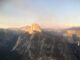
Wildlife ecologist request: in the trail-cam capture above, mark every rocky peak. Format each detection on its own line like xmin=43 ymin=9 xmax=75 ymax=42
xmin=21 ymin=23 xmax=42 ymax=34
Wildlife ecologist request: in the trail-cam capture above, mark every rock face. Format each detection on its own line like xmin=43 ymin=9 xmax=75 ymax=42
xmin=0 ymin=28 xmax=80 ymax=60
xmin=21 ymin=24 xmax=42 ymax=34
xmin=12 ymin=31 xmax=78 ymax=60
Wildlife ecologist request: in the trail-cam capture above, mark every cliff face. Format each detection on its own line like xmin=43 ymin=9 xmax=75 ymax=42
xmin=21 ymin=24 xmax=42 ymax=34
xmin=0 ymin=28 xmax=79 ymax=60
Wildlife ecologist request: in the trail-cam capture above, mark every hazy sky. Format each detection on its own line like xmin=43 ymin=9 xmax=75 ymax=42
xmin=0 ymin=0 xmax=80 ymax=28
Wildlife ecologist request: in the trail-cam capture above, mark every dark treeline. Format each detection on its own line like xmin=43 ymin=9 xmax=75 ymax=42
xmin=0 ymin=29 xmax=80 ymax=60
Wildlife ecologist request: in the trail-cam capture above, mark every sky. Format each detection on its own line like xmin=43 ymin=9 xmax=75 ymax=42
xmin=0 ymin=0 xmax=80 ymax=28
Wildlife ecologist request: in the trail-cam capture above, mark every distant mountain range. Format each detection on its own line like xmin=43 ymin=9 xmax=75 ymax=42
xmin=65 ymin=27 xmax=80 ymax=31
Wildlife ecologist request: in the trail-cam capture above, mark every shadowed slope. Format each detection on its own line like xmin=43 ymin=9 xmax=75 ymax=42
xmin=0 ymin=28 xmax=80 ymax=60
